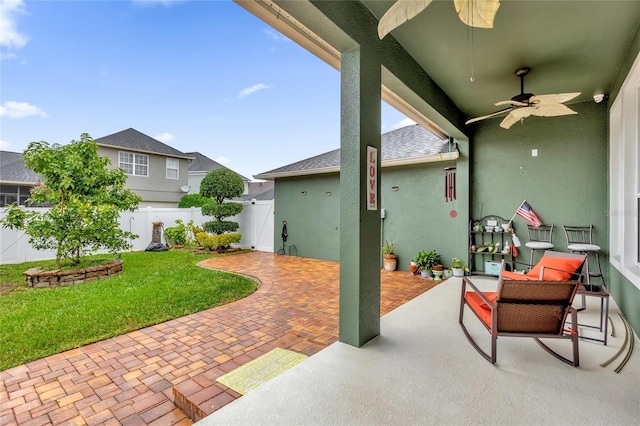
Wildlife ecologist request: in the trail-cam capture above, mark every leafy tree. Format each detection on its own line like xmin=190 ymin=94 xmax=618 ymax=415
xmin=1 ymin=134 xmax=141 ymax=266
xmin=199 ymin=168 xmax=244 ymax=235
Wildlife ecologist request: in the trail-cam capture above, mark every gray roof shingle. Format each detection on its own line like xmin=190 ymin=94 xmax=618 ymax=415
xmin=257 ymin=125 xmax=455 ymax=177
xmin=0 ymin=151 xmax=41 ymax=184
xmin=95 ymin=128 xmax=192 ymax=159
xmin=185 ymin=151 xmax=250 ymax=181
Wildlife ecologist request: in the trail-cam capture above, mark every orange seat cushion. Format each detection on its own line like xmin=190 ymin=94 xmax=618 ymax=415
xmin=501 ymin=270 xmax=533 ymax=281
xmin=527 ymin=257 xmax=584 ymax=281
xmin=465 ymin=291 xmax=497 ymax=327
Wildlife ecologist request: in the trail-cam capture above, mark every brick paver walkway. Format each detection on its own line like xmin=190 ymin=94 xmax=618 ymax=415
xmin=0 ymin=252 xmax=439 ymax=425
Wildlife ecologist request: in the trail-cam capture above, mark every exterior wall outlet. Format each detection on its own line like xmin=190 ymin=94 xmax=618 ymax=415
xmin=532 ymin=149 xmax=538 ymax=157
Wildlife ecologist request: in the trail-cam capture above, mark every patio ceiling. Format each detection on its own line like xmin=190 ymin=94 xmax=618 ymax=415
xmin=238 ymin=0 xmax=640 ymax=135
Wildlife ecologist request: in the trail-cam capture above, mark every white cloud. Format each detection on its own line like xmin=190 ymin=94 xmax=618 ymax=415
xmin=214 ymin=156 xmax=230 ymax=165
xmin=0 ymin=139 xmax=11 ymax=149
xmin=238 ymin=83 xmax=271 ymax=98
xmin=0 ymin=0 xmax=29 ymax=53
xmin=390 ymin=117 xmax=416 ymax=130
xmin=154 ymin=132 xmax=174 ymax=143
xmin=263 ymin=28 xmax=290 ymax=43
xmin=0 ymin=101 xmax=47 ymax=119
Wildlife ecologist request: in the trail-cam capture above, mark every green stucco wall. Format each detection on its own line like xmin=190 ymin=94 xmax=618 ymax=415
xmin=380 ymin=157 xmax=470 ymax=270
xmin=608 ymin=268 xmax=640 ymax=333
xmin=470 ymin=101 xmax=608 ymax=268
xmin=472 ymin=100 xmax=640 ymax=334
xmin=273 ymin=145 xmax=470 ymax=273
xmin=274 ymin=175 xmax=341 ymax=260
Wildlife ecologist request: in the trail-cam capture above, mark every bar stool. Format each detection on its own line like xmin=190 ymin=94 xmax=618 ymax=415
xmin=563 ymin=224 xmax=609 ymax=344
xmin=562 ymin=225 xmax=605 ymax=287
xmin=525 ymin=224 xmax=554 ymax=268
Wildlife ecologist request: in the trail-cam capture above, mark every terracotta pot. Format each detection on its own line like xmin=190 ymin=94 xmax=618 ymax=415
xmin=383 ymin=254 xmax=398 ymax=271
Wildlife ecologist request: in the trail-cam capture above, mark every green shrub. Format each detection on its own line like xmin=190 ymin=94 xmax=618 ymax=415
xmin=165 ymin=220 xmax=205 ymax=246
xmin=164 ymin=223 xmax=187 ymax=246
xmin=178 ymin=193 xmax=210 ymax=208
xmin=203 ymin=220 xmax=239 ymax=234
xmin=201 ymin=202 xmax=243 ymax=220
xmin=195 ymin=232 xmax=242 ymax=250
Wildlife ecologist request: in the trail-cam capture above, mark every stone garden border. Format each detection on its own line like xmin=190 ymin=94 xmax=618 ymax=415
xmin=24 ymin=259 xmax=123 ymax=288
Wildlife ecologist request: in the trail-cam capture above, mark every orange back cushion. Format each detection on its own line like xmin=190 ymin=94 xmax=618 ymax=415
xmin=527 ymin=257 xmax=584 ymax=281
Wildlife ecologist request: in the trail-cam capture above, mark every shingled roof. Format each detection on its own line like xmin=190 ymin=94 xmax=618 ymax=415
xmin=94 ymin=128 xmax=192 ymax=159
xmin=185 ymin=151 xmax=250 ymax=181
xmin=0 ymin=151 xmax=41 ymax=184
xmin=255 ymin=125 xmax=457 ymax=179
xmin=186 ymin=151 xmax=251 ymax=181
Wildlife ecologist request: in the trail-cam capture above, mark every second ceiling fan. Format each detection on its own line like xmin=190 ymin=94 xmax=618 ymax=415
xmin=466 ymin=67 xmax=581 ymax=129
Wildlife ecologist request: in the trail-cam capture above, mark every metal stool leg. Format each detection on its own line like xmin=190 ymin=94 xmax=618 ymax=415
xmin=591 ymin=251 xmax=606 ymax=287
xmin=529 ymin=249 xmax=535 ymax=269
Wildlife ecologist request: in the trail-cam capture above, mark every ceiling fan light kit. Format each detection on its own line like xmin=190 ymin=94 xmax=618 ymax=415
xmin=465 ymin=67 xmax=581 ymax=129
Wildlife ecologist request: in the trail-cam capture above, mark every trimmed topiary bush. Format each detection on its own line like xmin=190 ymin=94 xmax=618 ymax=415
xmin=203 ymin=221 xmax=239 ymax=235
xmin=199 ymin=168 xmax=244 ymax=235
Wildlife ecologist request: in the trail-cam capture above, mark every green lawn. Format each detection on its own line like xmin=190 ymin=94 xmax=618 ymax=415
xmin=0 ymin=250 xmax=257 ymax=371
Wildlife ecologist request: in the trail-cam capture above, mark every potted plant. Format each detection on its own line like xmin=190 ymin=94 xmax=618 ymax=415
xmin=415 ymin=250 xmax=441 ymax=278
xmin=452 ymin=258 xmax=469 ymax=277
xmin=431 ymin=263 xmax=444 ymax=281
xmin=409 ymin=259 xmax=418 ymax=274
xmin=382 ymin=240 xmax=398 ymax=271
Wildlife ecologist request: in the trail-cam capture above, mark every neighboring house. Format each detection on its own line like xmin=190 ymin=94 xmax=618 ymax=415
xmin=255 ymin=124 xmax=457 ymax=261
xmin=185 ymin=151 xmax=250 ymax=196
xmin=95 ymin=128 xmax=193 ymax=208
xmin=0 ymin=151 xmax=41 ymax=207
xmin=242 ymin=181 xmax=274 ymax=201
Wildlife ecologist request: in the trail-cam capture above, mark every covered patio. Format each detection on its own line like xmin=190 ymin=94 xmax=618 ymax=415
xmin=233 ymin=0 xmax=640 ymax=349
xmin=200 ymin=272 xmax=638 ymax=425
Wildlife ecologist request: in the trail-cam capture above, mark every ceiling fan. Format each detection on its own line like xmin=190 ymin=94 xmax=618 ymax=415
xmin=465 ymin=67 xmax=581 ymax=129
xmin=378 ymin=0 xmax=501 ymax=39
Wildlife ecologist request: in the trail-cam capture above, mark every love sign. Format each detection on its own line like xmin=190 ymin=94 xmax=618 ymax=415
xmin=367 ymin=146 xmax=377 ymax=211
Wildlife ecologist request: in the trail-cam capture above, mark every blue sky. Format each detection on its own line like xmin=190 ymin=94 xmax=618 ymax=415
xmin=1 ymin=0 xmax=413 ymax=179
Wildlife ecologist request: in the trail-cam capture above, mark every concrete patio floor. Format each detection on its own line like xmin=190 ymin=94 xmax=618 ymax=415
xmin=199 ymin=275 xmax=640 ymax=426
xmin=0 ymin=251 xmax=437 ymax=425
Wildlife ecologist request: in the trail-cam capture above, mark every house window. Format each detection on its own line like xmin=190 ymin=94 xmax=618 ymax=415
xmin=119 ymin=152 xmax=148 ymax=177
xmin=166 ymin=158 xmax=179 ymax=180
xmin=609 ymin=51 xmax=640 ymax=288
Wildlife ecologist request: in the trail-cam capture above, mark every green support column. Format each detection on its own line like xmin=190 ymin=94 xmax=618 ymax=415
xmin=339 ymin=45 xmax=382 ymax=347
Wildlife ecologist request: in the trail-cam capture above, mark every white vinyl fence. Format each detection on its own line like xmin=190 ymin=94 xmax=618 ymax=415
xmin=0 ymin=200 xmax=274 ymax=264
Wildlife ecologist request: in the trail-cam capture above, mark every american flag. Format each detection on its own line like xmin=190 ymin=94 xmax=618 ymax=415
xmin=516 ymin=200 xmax=542 ymax=227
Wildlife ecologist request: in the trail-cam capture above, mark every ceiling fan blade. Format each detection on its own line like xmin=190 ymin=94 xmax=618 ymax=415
xmin=500 ymin=107 xmax=535 ymax=129
xmin=378 ymin=0 xmax=433 ymax=39
xmin=499 ymin=113 xmax=520 ymax=129
xmin=530 ymin=92 xmax=581 ymax=104
xmin=465 ymin=107 xmax=513 ymax=125
xmin=495 ymin=99 xmax=529 ymax=107
xmin=532 ymin=103 xmax=578 ymax=117
xmin=454 ymin=0 xmax=501 ymax=29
